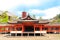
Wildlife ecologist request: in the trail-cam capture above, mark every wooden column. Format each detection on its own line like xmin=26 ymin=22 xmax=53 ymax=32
xmin=9 ymin=26 xmax=12 ymax=36
xmin=0 ymin=27 xmax=1 ymax=32
xmin=9 ymin=26 xmax=11 ymax=32
xmin=22 ymin=25 xmax=24 ymax=32
xmin=22 ymin=25 xmax=24 ymax=36
xmin=15 ymin=26 xmax=16 ymax=31
xmin=34 ymin=25 xmax=35 ymax=36
xmin=59 ymin=26 xmax=60 ymax=32
xmin=9 ymin=26 xmax=10 ymax=32
xmin=15 ymin=26 xmax=17 ymax=36
xmin=48 ymin=26 xmax=50 ymax=32
xmin=40 ymin=25 xmax=42 ymax=31
xmin=3 ymin=26 xmax=5 ymax=33
xmin=34 ymin=25 xmax=35 ymax=33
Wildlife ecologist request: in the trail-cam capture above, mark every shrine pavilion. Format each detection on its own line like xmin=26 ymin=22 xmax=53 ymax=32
xmin=0 ymin=11 xmax=60 ymax=36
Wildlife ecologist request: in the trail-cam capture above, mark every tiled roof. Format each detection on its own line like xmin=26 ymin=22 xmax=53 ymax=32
xmin=39 ymin=19 xmax=50 ymax=23
xmin=0 ymin=24 xmax=14 ymax=26
xmin=45 ymin=23 xmax=60 ymax=26
xmin=8 ymin=21 xmax=17 ymax=23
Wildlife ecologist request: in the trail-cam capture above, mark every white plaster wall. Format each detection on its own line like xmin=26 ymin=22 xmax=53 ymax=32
xmin=35 ymin=31 xmax=46 ymax=33
xmin=10 ymin=31 xmax=22 ymax=33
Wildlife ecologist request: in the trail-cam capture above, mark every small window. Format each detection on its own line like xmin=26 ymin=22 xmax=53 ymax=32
xmin=16 ymin=27 xmax=22 ymax=31
xmin=1 ymin=28 xmax=5 ymax=31
xmin=42 ymin=28 xmax=48 ymax=30
xmin=51 ymin=27 xmax=59 ymax=30
xmin=55 ymin=27 xmax=59 ymax=30
xmin=51 ymin=27 xmax=54 ymax=30
xmin=35 ymin=27 xmax=40 ymax=31
xmin=11 ymin=27 xmax=15 ymax=31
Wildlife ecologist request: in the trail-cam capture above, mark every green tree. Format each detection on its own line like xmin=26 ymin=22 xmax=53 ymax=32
xmin=0 ymin=11 xmax=8 ymax=23
xmin=51 ymin=14 xmax=60 ymax=23
xmin=33 ymin=15 xmax=36 ymax=19
xmin=39 ymin=17 xmax=42 ymax=20
xmin=54 ymin=14 xmax=60 ymax=19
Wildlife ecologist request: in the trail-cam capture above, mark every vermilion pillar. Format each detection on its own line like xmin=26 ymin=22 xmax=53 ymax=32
xmin=22 ymin=25 xmax=24 ymax=32
xmin=59 ymin=26 xmax=60 ymax=32
xmin=40 ymin=25 xmax=42 ymax=31
xmin=34 ymin=25 xmax=35 ymax=32
xmin=15 ymin=27 xmax=16 ymax=31
xmin=48 ymin=26 xmax=51 ymax=32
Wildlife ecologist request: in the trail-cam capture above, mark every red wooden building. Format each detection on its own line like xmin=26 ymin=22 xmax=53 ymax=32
xmin=0 ymin=11 xmax=60 ymax=36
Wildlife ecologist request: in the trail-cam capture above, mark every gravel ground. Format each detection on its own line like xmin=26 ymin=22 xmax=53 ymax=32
xmin=0 ymin=34 xmax=60 ymax=40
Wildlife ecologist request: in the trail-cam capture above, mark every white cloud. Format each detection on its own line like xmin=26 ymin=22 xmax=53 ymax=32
xmin=28 ymin=9 xmax=43 ymax=14
xmin=1 ymin=0 xmax=58 ymax=19
xmin=43 ymin=6 xmax=60 ymax=19
xmin=0 ymin=0 xmax=54 ymax=11
xmin=0 ymin=0 xmax=40 ymax=11
xmin=27 ymin=6 xmax=60 ymax=19
xmin=17 ymin=11 xmax=22 ymax=17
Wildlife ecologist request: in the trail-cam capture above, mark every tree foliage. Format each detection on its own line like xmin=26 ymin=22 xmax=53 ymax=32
xmin=0 ymin=11 xmax=8 ymax=23
xmin=51 ymin=14 xmax=60 ymax=23
xmin=33 ymin=15 xmax=36 ymax=19
xmin=54 ymin=14 xmax=60 ymax=19
xmin=39 ymin=17 xmax=42 ymax=20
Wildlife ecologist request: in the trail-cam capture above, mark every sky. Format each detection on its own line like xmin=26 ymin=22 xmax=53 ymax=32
xmin=0 ymin=0 xmax=60 ymax=19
